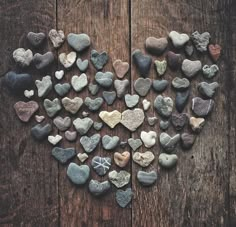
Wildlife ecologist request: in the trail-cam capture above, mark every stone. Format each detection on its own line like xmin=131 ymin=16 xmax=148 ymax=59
xmin=33 ymin=52 xmax=54 ymax=70
xmin=125 ymin=94 xmax=139 ymax=108
xmin=145 ymin=37 xmax=168 ymax=55
xmin=62 ymin=97 xmax=83 ymax=114
xmin=59 ymin=51 xmax=76 ymax=68
xmin=27 ymin=32 xmax=46 ymax=47
xmin=35 ymin=115 xmax=45 ymax=123
xmin=55 ymin=70 xmax=64 ymax=80
xmin=88 ymin=83 xmax=99 ymax=96
xmin=159 ymin=153 xmax=178 ymax=169
xmin=82 ymin=111 xmax=89 ymax=117
xmin=102 ymin=91 xmax=116 ymax=105
xmin=169 ymin=31 xmax=189 ymax=48
xmin=93 ymin=122 xmax=103 ymax=131
xmin=154 ymin=95 xmax=173 ymax=118
xmin=52 ymin=147 xmax=76 ymax=164
xmin=91 ymin=156 xmax=111 ymax=176
xmin=171 ymin=113 xmax=189 ymax=131
xmin=91 ymin=49 xmax=109 ymax=70
xmin=24 ymin=90 xmax=34 ymax=99
xmin=116 ymin=188 xmax=132 ymax=208
xmin=76 ymin=58 xmax=89 ymax=72
xmin=172 ymin=77 xmax=190 ymax=90
xmin=202 ymin=64 xmax=219 ymax=79
xmin=48 ymin=135 xmax=62 ymax=146
xmin=80 ymin=134 xmax=101 ymax=153
xmin=54 ymin=83 xmax=70 ymax=97
xmin=95 ymin=71 xmax=113 ymax=88
xmin=120 ymin=141 xmax=128 ymax=148
xmin=4 ymin=71 xmax=33 ymax=94
xmin=77 ymin=153 xmax=88 ymax=163
xmin=189 ymin=117 xmax=205 ymax=132
xmin=113 ymin=59 xmax=129 ymax=79
xmin=31 ymin=123 xmax=52 ymax=141
xmin=182 ymin=59 xmax=202 ymax=78
xmin=35 ymin=76 xmax=52 ymax=98
xmin=67 ymin=33 xmax=91 ymax=52
xmin=166 ymin=51 xmax=183 ymax=70
xmin=14 ymin=101 xmax=39 ymax=122
xmin=49 ymin=29 xmax=65 ymax=48
xmin=132 ymin=49 xmax=152 ymax=77
xmin=102 ymin=135 xmax=120 ymax=150
xmin=99 ymin=110 xmax=121 ymax=128
xmin=133 ymin=151 xmax=155 ymax=167
xmin=185 ymin=43 xmax=194 ymax=56
xmin=89 ymin=180 xmax=111 ymax=196
xmin=208 ymin=44 xmax=221 ymax=62
xmin=175 ymin=90 xmax=190 ymax=113
xmin=43 ymin=98 xmax=61 ymax=118
xmin=137 ymin=170 xmax=157 ymax=186
xmin=120 ymin=108 xmax=145 ymax=131
xmin=65 ymin=130 xmax=77 ymax=142
xmin=134 ymin=78 xmax=152 ymax=96
xmin=13 ymin=48 xmax=33 ymax=67
xmin=71 ymin=73 xmax=88 ymax=92
xmin=160 ymin=120 xmax=169 ymax=130
xmin=159 ymin=132 xmax=180 ymax=152
xmin=152 ymin=80 xmax=168 ymax=93
xmin=53 ymin=116 xmax=71 ymax=131
xmin=180 ymin=133 xmax=196 ymax=149
xmin=191 ymin=31 xmax=211 ymax=52
xmin=67 ymin=163 xmax=90 ymax=185
xmin=128 ymin=138 xmax=142 ymax=151
xmin=142 ymin=99 xmax=150 ymax=111
xmin=114 ymin=151 xmax=130 ymax=168
xmin=154 ymin=60 xmax=167 ymax=76
xmin=147 ymin=116 xmax=158 ymax=126
xmin=198 ymin=82 xmax=219 ymax=98
xmin=84 ymin=97 xmax=103 ymax=111
xmin=73 ymin=117 xmax=93 ymax=135
xmin=192 ymin=97 xmax=214 ymax=117
xmin=114 ymin=79 xmax=129 ymax=98
xmin=140 ymin=131 xmax=157 ymax=148
xmin=108 ymin=170 xmax=131 ymax=188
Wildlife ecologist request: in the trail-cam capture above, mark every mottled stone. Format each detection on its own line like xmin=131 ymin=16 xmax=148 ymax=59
xmin=35 ymin=76 xmax=52 ymax=98
xmin=48 ymin=135 xmax=62 ymax=146
xmin=80 ymin=134 xmax=101 ymax=153
xmin=55 ymin=70 xmax=64 ymax=80
xmin=145 ymin=37 xmax=168 ymax=55
xmin=128 ymin=138 xmax=142 ymax=151
xmin=159 ymin=133 xmax=180 ymax=152
xmin=31 ymin=123 xmax=52 ymax=141
xmin=140 ymin=131 xmax=157 ymax=148
xmin=159 ymin=153 xmax=178 ymax=169
xmin=65 ymin=130 xmax=77 ymax=142
xmin=13 ymin=48 xmax=33 ymax=67
xmin=77 ymin=153 xmax=88 ymax=163
xmin=208 ymin=44 xmax=222 ymax=62
xmin=125 ymin=94 xmax=139 ymax=108
xmin=147 ymin=116 xmax=158 ymax=126
xmin=99 ymin=110 xmax=121 ymax=128
xmin=27 ymin=32 xmax=46 ymax=47
xmin=43 ymin=98 xmax=61 ymax=118
xmin=172 ymin=77 xmax=190 ymax=90
xmin=114 ymin=79 xmax=129 ymax=98
xmin=52 ymin=147 xmax=76 ymax=164
xmin=54 ymin=83 xmax=70 ymax=97
xmin=67 ymin=163 xmax=90 ymax=185
xmin=91 ymin=156 xmax=111 ymax=176
xmin=93 ymin=122 xmax=103 ymax=131
xmin=152 ymin=80 xmax=168 ymax=93
xmin=89 ymin=180 xmax=111 ymax=196
xmin=102 ymin=91 xmax=116 ymax=105
xmin=48 ymin=29 xmax=65 ymax=48
xmin=192 ymin=97 xmax=214 ymax=117
xmin=142 ymin=99 xmax=151 ymax=111
xmin=24 ymin=89 xmax=34 ymax=99
xmin=95 ymin=71 xmax=113 ymax=88
xmin=59 ymin=51 xmax=76 ymax=68
xmin=88 ymin=83 xmax=99 ymax=95
xmin=67 ymin=33 xmax=91 ymax=52
xmin=84 ymin=97 xmax=103 ymax=111
xmin=137 ymin=170 xmax=157 ymax=186
xmin=166 ymin=51 xmax=183 ymax=70
xmin=180 ymin=133 xmax=196 ymax=149
xmin=113 ymin=59 xmax=129 ymax=79
xmin=53 ymin=116 xmax=71 ymax=131
xmin=175 ymin=90 xmax=190 ymax=113
xmin=76 ymin=58 xmax=89 ymax=72
xmin=33 ymin=52 xmax=54 ymax=70
xmin=134 ymin=78 xmax=152 ymax=96
xmin=62 ymin=97 xmax=83 ymax=114
xmin=198 ymin=82 xmax=219 ymax=98
xmin=91 ymin=49 xmax=109 ymax=70
xmin=154 ymin=60 xmax=167 ymax=76
xmin=159 ymin=120 xmax=169 ymax=130
xmin=169 ymin=31 xmax=189 ymax=48
xmin=102 ymin=135 xmax=120 ymax=150
xmin=202 ymin=64 xmax=219 ymax=79
xmin=182 ymin=59 xmax=202 ymax=78
xmin=114 ymin=151 xmax=130 ymax=168
xmin=73 ymin=117 xmax=93 ymax=135
xmin=191 ymin=31 xmax=211 ymax=52
xmin=154 ymin=95 xmax=173 ymax=118
xmin=71 ymin=73 xmax=88 ymax=92
xmin=189 ymin=117 xmax=205 ymax=132
xmin=108 ymin=170 xmax=130 ymax=188
xmin=133 ymin=151 xmax=155 ymax=167
xmin=171 ymin=113 xmax=189 ymax=131
xmin=116 ymin=188 xmax=132 ymax=208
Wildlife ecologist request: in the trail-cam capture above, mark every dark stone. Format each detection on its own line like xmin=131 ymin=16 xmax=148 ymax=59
xmin=171 ymin=113 xmax=189 ymax=131
xmin=166 ymin=51 xmax=183 ymax=70
xmin=33 ymin=52 xmax=54 ymax=70
xmin=84 ymin=97 xmax=103 ymax=111
xmin=91 ymin=49 xmax=109 ymax=70
xmin=176 ymin=90 xmax=190 ymax=113
xmin=88 ymin=179 xmax=111 ymax=196
xmin=181 ymin=133 xmax=196 ymax=149
xmin=152 ymin=80 xmax=168 ymax=92
xmin=116 ymin=188 xmax=133 ymax=208
xmin=137 ymin=170 xmax=157 ymax=186
xmin=52 ymin=147 xmax=76 ymax=164
xmin=31 ymin=123 xmax=52 ymax=141
xmin=192 ymin=97 xmax=214 ymax=117
xmin=91 ymin=156 xmax=111 ymax=176
xmin=27 ymin=32 xmax=46 ymax=47
xmin=102 ymin=91 xmax=116 ymax=105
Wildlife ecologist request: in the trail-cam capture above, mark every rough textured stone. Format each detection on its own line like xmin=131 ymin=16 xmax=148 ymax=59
xmin=80 ymin=134 xmax=101 ymax=153
xmin=91 ymin=156 xmax=111 ymax=176
xmin=191 ymin=31 xmax=211 ymax=52
xmin=13 ymin=48 xmax=33 ymax=67
xmin=53 ymin=116 xmax=71 ymax=131
xmin=180 ymin=133 xmax=196 ymax=149
xmin=91 ymin=49 xmax=109 ymax=70
xmin=142 ymin=99 xmax=151 ymax=111
xmin=89 ymin=180 xmax=111 ymax=196
xmin=102 ymin=135 xmax=120 ymax=150
xmin=84 ymin=97 xmax=103 ymax=111
xmin=159 ymin=120 xmax=169 ymax=130
xmin=99 ymin=110 xmax=121 ymax=128
xmin=159 ymin=133 xmax=180 ymax=152
xmin=137 ymin=170 xmax=157 ymax=186
xmin=114 ymin=151 xmax=130 ymax=168
xmin=76 ymin=58 xmax=89 ymax=72
xmin=54 ymin=83 xmax=70 ymax=97
xmin=65 ymin=130 xmax=77 ymax=142
xmin=152 ymin=80 xmax=168 ymax=93
xmin=27 ymin=32 xmax=46 ymax=47
xmin=159 ymin=153 xmax=178 ymax=169
xmin=198 ymin=82 xmax=219 ymax=98
xmin=59 ymin=51 xmax=76 ymax=68
xmin=67 ymin=33 xmax=91 ymax=52
xmin=48 ymin=29 xmax=65 ymax=48
xmin=128 ymin=138 xmax=142 ymax=151
xmin=182 ymin=59 xmax=202 ymax=78
xmin=71 ymin=73 xmax=88 ymax=92
xmin=133 ymin=151 xmax=155 ymax=167
xmin=35 ymin=76 xmax=52 ymax=98
xmin=125 ymin=94 xmax=139 ymax=108
xmin=202 ymin=64 xmax=219 ymax=79
xmin=113 ymin=59 xmax=129 ymax=79
xmin=31 ymin=123 xmax=52 ymax=141
xmin=134 ymin=78 xmax=152 ymax=96
xmin=166 ymin=51 xmax=183 ymax=70
xmin=176 ymin=90 xmax=190 ymax=113
xmin=88 ymin=83 xmax=99 ymax=96
xmin=116 ymin=188 xmax=132 ymax=208
xmin=154 ymin=60 xmax=167 ymax=76
xmin=140 ymin=131 xmax=157 ymax=148
xmin=192 ymin=97 xmax=214 ymax=117
xmin=208 ymin=44 xmax=221 ymax=62
xmin=154 ymin=95 xmax=173 ymax=118
xmin=108 ymin=170 xmax=131 ymax=188
xmin=171 ymin=113 xmax=189 ymax=131
xmin=95 ymin=71 xmax=113 ymax=88
xmin=77 ymin=153 xmax=88 ymax=163
xmin=145 ymin=37 xmax=168 ymax=55
xmin=102 ymin=91 xmax=116 ymax=105
xmin=43 ymin=98 xmax=61 ymax=118
xmin=55 ymin=70 xmax=64 ymax=80
xmin=67 ymin=163 xmax=90 ymax=185
xmin=114 ymin=79 xmax=129 ymax=98
xmin=169 ymin=31 xmax=189 ymax=48
xmin=73 ymin=117 xmax=93 ymax=135
xmin=52 ymin=147 xmax=76 ymax=164
xmin=189 ymin=117 xmax=205 ymax=132
xmin=33 ymin=52 xmax=54 ymax=70
xmin=172 ymin=77 xmax=190 ymax=90
xmin=62 ymin=97 xmax=83 ymax=114
xmin=48 ymin=135 xmax=62 ymax=146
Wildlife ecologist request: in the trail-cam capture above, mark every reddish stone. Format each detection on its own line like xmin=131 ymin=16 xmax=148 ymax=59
xmin=208 ymin=44 xmax=222 ymax=62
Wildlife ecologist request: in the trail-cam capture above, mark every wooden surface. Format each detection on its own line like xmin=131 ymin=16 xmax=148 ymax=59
xmin=0 ymin=0 xmax=236 ymax=227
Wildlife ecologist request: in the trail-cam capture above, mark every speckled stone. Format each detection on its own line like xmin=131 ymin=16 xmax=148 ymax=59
xmin=133 ymin=151 xmax=155 ymax=167
xmin=189 ymin=117 xmax=205 ymax=132
xmin=191 ymin=31 xmax=211 ymax=52
xmin=43 ymin=98 xmax=61 ymax=118
xmin=62 ymin=97 xmax=83 ymax=114
xmin=88 ymin=83 xmax=99 ymax=96
xmin=169 ymin=31 xmax=189 ymax=48
xmin=33 ymin=52 xmax=54 ymax=70
xmin=71 ymin=73 xmax=88 ymax=92
xmin=59 ymin=51 xmax=76 ymax=68
xmin=114 ymin=151 xmax=130 ymax=168
xmin=27 ymin=32 xmax=46 ymax=47
xmin=76 ymin=58 xmax=89 ymax=72
xmin=31 ymin=123 xmax=52 ymax=141
xmin=102 ymin=91 xmax=116 ymax=105
xmin=91 ymin=156 xmax=111 ymax=176
xmin=159 ymin=120 xmax=169 ymax=130
xmin=182 ymin=59 xmax=202 ymax=78
xmin=159 ymin=133 xmax=180 ymax=152
xmin=108 ymin=170 xmax=131 ymax=188
xmin=208 ymin=44 xmax=222 ymax=62
xmin=48 ymin=29 xmax=65 ymax=48
xmin=80 ymin=134 xmax=101 ymax=153
xmin=137 ymin=170 xmax=157 ymax=186
xmin=180 ymin=133 xmax=196 ymax=149
xmin=114 ymin=79 xmax=129 ymax=98
xmin=52 ymin=147 xmax=76 ymax=164
xmin=35 ymin=76 xmax=52 ymax=98
xmin=145 ymin=37 xmax=168 ymax=55
xmin=77 ymin=153 xmax=88 ymax=163
xmin=99 ymin=110 xmax=121 ymax=128
xmin=202 ymin=64 xmax=219 ymax=79
xmin=73 ymin=117 xmax=93 ymax=135
xmin=91 ymin=49 xmax=109 ymax=70
xmin=84 ymin=97 xmax=103 ymax=111
xmin=67 ymin=33 xmax=91 ymax=52
xmin=48 ymin=135 xmax=62 ymax=146
xmin=159 ymin=153 xmax=178 ymax=169
xmin=95 ymin=71 xmax=113 ymax=88
xmin=13 ymin=48 xmax=33 ymax=67
xmin=171 ymin=113 xmax=189 ymax=131
xmin=198 ymin=82 xmax=219 ymax=98
xmin=152 ymin=80 xmax=168 ymax=93
xmin=154 ymin=60 xmax=167 ymax=76
xmin=113 ymin=59 xmax=129 ymax=79
xmin=175 ymin=90 xmax=190 ymax=113
xmin=54 ymin=83 xmax=70 ymax=97
xmin=89 ymin=180 xmax=111 ymax=196
xmin=154 ymin=95 xmax=173 ymax=118
xmin=172 ymin=77 xmax=190 ymax=90
xmin=93 ymin=122 xmax=103 ymax=131
xmin=191 ymin=97 xmax=214 ymax=117
xmin=140 ymin=131 xmax=157 ymax=148
xmin=128 ymin=138 xmax=142 ymax=151
xmin=102 ymin=135 xmax=120 ymax=150
xmin=65 ymin=130 xmax=77 ymax=142
xmin=166 ymin=51 xmax=183 ymax=70
xmin=125 ymin=94 xmax=139 ymax=108
xmin=116 ymin=188 xmax=132 ymax=208
xmin=134 ymin=78 xmax=152 ymax=96
xmin=147 ymin=116 xmax=158 ymax=126
xmin=53 ymin=116 xmax=71 ymax=131
xmin=67 ymin=163 xmax=90 ymax=185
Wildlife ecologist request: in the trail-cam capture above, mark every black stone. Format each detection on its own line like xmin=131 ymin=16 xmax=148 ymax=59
xmin=175 ymin=89 xmax=190 ymax=113
xmin=171 ymin=113 xmax=189 ymax=131
xmin=31 ymin=123 xmax=52 ymax=141
xmin=51 ymin=147 xmax=76 ymax=164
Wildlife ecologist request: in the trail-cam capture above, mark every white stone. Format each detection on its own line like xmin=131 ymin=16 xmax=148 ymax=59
xmin=140 ymin=131 xmax=157 ymax=148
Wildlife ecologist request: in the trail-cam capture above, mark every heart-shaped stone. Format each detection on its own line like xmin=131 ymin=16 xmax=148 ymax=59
xmin=91 ymin=49 xmax=109 ymax=70
xmin=55 ymin=70 xmax=64 ymax=80
xmin=27 ymin=32 xmax=46 ymax=47
xmin=113 ymin=59 xmax=129 ymax=79
xmin=171 ymin=113 xmax=189 ymax=131
xmin=182 ymin=59 xmax=202 ymax=78
xmin=114 ymin=79 xmax=129 ymax=98
xmin=147 ymin=116 xmax=158 ymax=126
xmin=192 ymin=97 xmax=214 ymax=117
xmin=73 ymin=117 xmax=93 ymax=135
xmin=91 ymin=156 xmax=111 ymax=176
xmin=125 ymin=94 xmax=139 ymax=108
xmin=132 ymin=49 xmax=152 ymax=77
xmin=134 ymin=78 xmax=152 ymax=96
xmin=116 ymin=188 xmax=132 ymax=208
xmin=102 ymin=91 xmax=116 ymax=105
xmin=35 ymin=115 xmax=45 ymax=123
xmin=84 ymin=97 xmax=103 ymax=111
xmin=80 ymin=134 xmax=101 ymax=153
xmin=154 ymin=95 xmax=173 ymax=118
xmin=67 ymin=33 xmax=91 ymax=52
xmin=154 ymin=60 xmax=167 ymax=76
xmin=49 ymin=29 xmax=65 ymax=48
xmin=76 ymin=58 xmax=89 ymax=72
xmin=53 ymin=116 xmax=71 ymax=131
xmin=128 ymin=138 xmax=142 ymax=151
xmin=180 ymin=133 xmax=195 ymax=150
xmin=95 ymin=71 xmax=113 ymax=88
xmin=152 ymin=80 xmax=168 ymax=93
xmin=59 ymin=51 xmax=76 ymax=68
xmin=169 ymin=31 xmax=189 ymax=48
xmin=120 ymin=108 xmax=144 ymax=131
xmin=189 ymin=117 xmax=205 ymax=132
xmin=24 ymin=90 xmax=34 ymax=99
xmin=35 ymin=76 xmax=52 ymax=98
xmin=99 ymin=110 xmax=121 ymax=128
xmin=133 ymin=151 xmax=155 ymax=167
xmin=62 ymin=97 xmax=83 ymax=114
xmin=71 ymin=73 xmax=88 ymax=92
xmin=202 ymin=64 xmax=219 ymax=79
xmin=102 ymin=135 xmax=120 ymax=150
xmin=93 ymin=122 xmax=103 ymax=131
xmin=114 ymin=151 xmax=130 ymax=168
xmin=109 ymin=170 xmax=130 ymax=188
xmin=140 ymin=131 xmax=157 ymax=148
xmin=52 ymin=147 xmax=76 ymax=164
xmin=14 ymin=101 xmax=39 ymax=122
xmin=77 ymin=153 xmax=88 ymax=163
xmin=198 ymin=82 xmax=219 ymax=98
xmin=43 ymin=98 xmax=61 ymax=118
xmin=172 ymin=77 xmax=190 ymax=90
xmin=89 ymin=180 xmax=111 ymax=196
xmin=208 ymin=44 xmax=221 ymax=62
xmin=175 ymin=90 xmax=190 ymax=113
xmin=158 ymin=153 xmax=178 ymax=169
xmin=142 ymin=99 xmax=151 ymax=111
xmin=33 ymin=52 xmax=54 ymax=70
xmin=67 ymin=163 xmax=90 ymax=185
xmin=145 ymin=37 xmax=168 ymax=55
xmin=13 ymin=48 xmax=33 ymax=67
xmin=166 ymin=51 xmax=183 ymax=70
xmin=137 ymin=170 xmax=157 ymax=186
xmin=185 ymin=43 xmax=194 ymax=56
xmin=159 ymin=132 xmax=180 ymax=152
xmin=48 ymin=135 xmax=62 ymax=146
xmin=160 ymin=120 xmax=169 ymax=130
xmin=54 ymin=83 xmax=70 ymax=97
xmin=31 ymin=123 xmax=52 ymax=141
xmin=65 ymin=130 xmax=77 ymax=142
xmin=191 ymin=31 xmax=211 ymax=52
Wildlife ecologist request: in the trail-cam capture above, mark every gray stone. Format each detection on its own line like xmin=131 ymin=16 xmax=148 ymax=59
xmin=154 ymin=60 xmax=167 ymax=76
xmin=35 ymin=75 xmax=52 ymax=98
xmin=88 ymin=83 xmax=99 ymax=96
xmin=154 ymin=95 xmax=173 ymax=118
xmin=191 ymin=97 xmax=214 ymax=117
xmin=33 ymin=52 xmax=54 ymax=70
xmin=181 ymin=59 xmax=202 ymax=78
xmin=159 ymin=132 xmax=180 ymax=152
xmin=133 ymin=151 xmax=155 ymax=167
xmin=73 ymin=117 xmax=93 ymax=135
xmin=93 ymin=122 xmax=103 ymax=131
xmin=134 ymin=78 xmax=152 ymax=96
xmin=147 ymin=116 xmax=158 ymax=126
xmin=114 ymin=79 xmax=129 ymax=98
xmin=171 ymin=113 xmax=189 ymax=131
xmin=202 ymin=64 xmax=219 ymax=79
xmin=169 ymin=31 xmax=189 ymax=48
xmin=180 ymin=133 xmax=195 ymax=150
xmin=91 ymin=49 xmax=109 ymax=70
xmin=43 ymin=98 xmax=61 ymax=118
xmin=128 ymin=138 xmax=142 ymax=151
xmin=159 ymin=153 xmax=178 ymax=169
xmin=175 ymin=90 xmax=190 ymax=113
xmin=84 ymin=97 xmax=103 ymax=111
xmin=67 ymin=163 xmax=90 ymax=185
xmin=198 ymin=82 xmax=219 ymax=98
xmin=159 ymin=120 xmax=169 ymax=130
xmin=108 ymin=170 xmax=131 ymax=188
xmin=152 ymin=80 xmax=168 ymax=93
xmin=88 ymin=180 xmax=111 ymax=196
xmin=59 ymin=52 xmax=76 ymax=68
xmin=125 ymin=94 xmax=139 ymax=108
xmin=31 ymin=123 xmax=52 ymax=141
xmin=80 ymin=134 xmax=101 ymax=153
xmin=52 ymin=147 xmax=76 ymax=164
xmin=185 ymin=43 xmax=194 ymax=56
xmin=27 ymin=32 xmax=46 ymax=47
xmin=102 ymin=135 xmax=120 ymax=150
xmin=102 ymin=91 xmax=116 ymax=105
xmin=172 ymin=77 xmax=190 ymax=90
xmin=67 ymin=33 xmax=91 ymax=52
xmin=71 ymin=73 xmax=88 ymax=92
xmin=116 ymin=188 xmax=132 ymax=208
xmin=53 ymin=116 xmax=71 ymax=131
xmin=65 ymin=130 xmax=77 ymax=142
xmin=91 ymin=156 xmax=111 ymax=176
xmin=95 ymin=71 xmax=113 ymax=88
xmin=137 ymin=170 xmax=157 ymax=186
xmin=13 ymin=48 xmax=33 ymax=67
xmin=140 ymin=131 xmax=157 ymax=148
xmin=76 ymin=58 xmax=89 ymax=72
xmin=145 ymin=37 xmax=168 ymax=55
xmin=48 ymin=29 xmax=65 ymax=48
xmin=191 ymin=31 xmax=211 ymax=52
xmin=62 ymin=97 xmax=83 ymax=114
xmin=54 ymin=83 xmax=70 ymax=97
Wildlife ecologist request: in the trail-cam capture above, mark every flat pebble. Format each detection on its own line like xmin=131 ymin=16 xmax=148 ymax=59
xmin=114 ymin=151 xmax=130 ymax=168
xmin=65 ymin=130 xmax=77 ymax=142
xmin=166 ymin=51 xmax=183 ymax=70
xmin=35 ymin=76 xmax=52 ymax=98
xmin=160 ymin=120 xmax=169 ymax=130
xmin=77 ymin=153 xmax=88 ymax=163
xmin=134 ymin=78 xmax=152 ymax=96
xmin=27 ymin=32 xmax=45 ymax=47
xmin=33 ymin=52 xmax=54 ymax=70
xmin=172 ymin=77 xmax=190 ymax=90
xmin=116 ymin=188 xmax=132 ymax=208
xmin=43 ymin=98 xmax=61 ymax=118
xmin=145 ymin=37 xmax=168 ymax=55
xmin=89 ymin=180 xmax=111 ymax=196
xmin=99 ymin=110 xmax=121 ymax=128
xmin=140 ymin=131 xmax=157 ymax=148
xmin=202 ymin=64 xmax=219 ymax=79
xmin=108 ymin=170 xmax=130 ymax=188
xmin=88 ymin=83 xmax=99 ymax=96
xmin=91 ymin=156 xmax=111 ymax=176
xmin=93 ymin=122 xmax=103 ymax=131
xmin=102 ymin=135 xmax=120 ymax=150
xmin=84 ymin=97 xmax=103 ymax=111
xmin=54 ymin=83 xmax=70 ymax=97
xmin=49 ymin=29 xmax=65 ymax=48
xmin=159 ymin=153 xmax=178 ymax=169
xmin=171 ymin=113 xmax=189 ymax=131
xmin=198 ymin=82 xmax=219 ymax=98
xmin=113 ymin=59 xmax=129 ymax=79
xmin=59 ymin=51 xmax=76 ymax=68
xmin=133 ymin=151 xmax=154 ymax=167
xmin=31 ymin=123 xmax=52 ymax=141
xmin=55 ymin=70 xmax=64 ymax=80
xmin=73 ymin=117 xmax=93 ymax=135
xmin=80 ymin=134 xmax=101 ymax=153
xmin=208 ymin=44 xmax=222 ymax=62
xmin=67 ymin=33 xmax=90 ymax=52
xmin=154 ymin=60 xmax=167 ymax=76
xmin=137 ymin=170 xmax=157 ymax=186
xmin=191 ymin=31 xmax=211 ymax=52
xmin=67 ymin=163 xmax=90 ymax=185
xmin=76 ymin=58 xmax=89 ymax=72
xmin=24 ymin=89 xmax=34 ymax=99
xmin=169 ymin=31 xmax=189 ymax=48
xmin=125 ymin=94 xmax=139 ymax=108
xmin=189 ymin=117 xmax=205 ymax=132
xmin=154 ymin=95 xmax=173 ymax=118
xmin=152 ymin=80 xmax=168 ymax=93
xmin=175 ymin=90 xmax=190 ymax=113
xmin=128 ymin=138 xmax=142 ymax=151
xmin=48 ymin=135 xmax=62 ymax=146
xmin=71 ymin=73 xmax=88 ymax=92
xmin=180 ymin=133 xmax=195 ymax=149
xmin=53 ymin=116 xmax=71 ymax=131
xmin=62 ymin=97 xmax=83 ymax=114
xmin=192 ymin=97 xmax=214 ymax=117
xmin=114 ymin=79 xmax=129 ymax=98
xmin=159 ymin=132 xmax=180 ymax=152
xmin=91 ymin=49 xmax=108 ymax=70
xmin=102 ymin=91 xmax=116 ymax=105
xmin=95 ymin=71 xmax=113 ymax=88
xmin=13 ymin=48 xmax=33 ymax=67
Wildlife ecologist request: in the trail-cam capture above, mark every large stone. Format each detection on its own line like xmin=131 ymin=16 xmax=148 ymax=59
xmin=181 ymin=59 xmax=202 ymax=78
xmin=154 ymin=95 xmax=173 ymax=118
xmin=67 ymin=33 xmax=91 ymax=52
xmin=31 ymin=123 xmax=52 ymax=141
xmin=53 ymin=116 xmax=71 ymax=131
xmin=67 ymin=163 xmax=90 ymax=185
xmin=62 ymin=97 xmax=83 ymax=114
xmin=159 ymin=132 xmax=180 ymax=152
xmin=99 ymin=110 xmax=121 ymax=128
xmin=95 ymin=71 xmax=113 ymax=88
xmin=114 ymin=79 xmax=129 ymax=98
xmin=159 ymin=153 xmax=178 ymax=169
xmin=73 ymin=117 xmax=93 ymax=135
xmin=145 ymin=37 xmax=168 ymax=55
xmin=52 ymin=147 xmax=76 ymax=164
xmin=33 ymin=52 xmax=54 ymax=70
xmin=116 ymin=188 xmax=132 ymax=208
xmin=13 ymin=48 xmax=33 ymax=67
xmin=71 ymin=73 xmax=88 ymax=92
xmin=108 ymin=170 xmax=130 ymax=188
xmin=35 ymin=75 xmax=52 ymax=97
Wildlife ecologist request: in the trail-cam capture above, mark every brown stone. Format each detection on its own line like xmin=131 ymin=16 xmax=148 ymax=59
xmin=113 ymin=59 xmax=129 ymax=79
xmin=208 ymin=44 xmax=221 ymax=62
xmin=145 ymin=37 xmax=168 ymax=55
xmin=114 ymin=151 xmax=130 ymax=168
xmin=180 ymin=133 xmax=195 ymax=149
xmin=189 ymin=117 xmax=205 ymax=132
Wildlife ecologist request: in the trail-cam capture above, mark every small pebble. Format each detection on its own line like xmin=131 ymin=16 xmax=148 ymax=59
xmin=185 ymin=43 xmax=194 ymax=56
xmin=65 ymin=130 xmax=77 ymax=142
xmin=82 ymin=111 xmax=89 ymax=117
xmin=154 ymin=95 xmax=173 ymax=118
xmin=24 ymin=89 xmax=34 ymax=99
xmin=95 ymin=71 xmax=113 ymax=88
xmin=172 ymin=77 xmax=190 ymax=90
xmin=159 ymin=120 xmax=169 ymax=130
xmin=31 ymin=123 xmax=52 ymax=141
xmin=76 ymin=58 xmax=89 ymax=72
xmin=159 ymin=132 xmax=180 ymax=152
xmin=198 ymin=82 xmax=219 ymax=98
xmin=137 ymin=170 xmax=157 ymax=186
xmin=67 ymin=163 xmax=90 ymax=185
xmin=182 ymin=59 xmax=202 ymax=78
xmin=191 ymin=31 xmax=211 ymax=52
xmin=43 ymin=98 xmax=61 ymax=118
xmin=202 ymin=64 xmax=219 ymax=79
xmin=140 ymin=131 xmax=157 ymax=148
xmin=192 ymin=97 xmax=214 ymax=117
xmin=114 ymin=79 xmax=129 ymax=98
xmin=55 ymin=70 xmax=64 ymax=80
xmin=169 ymin=31 xmax=189 ymax=48
xmin=159 ymin=153 xmax=178 ymax=169
xmin=145 ymin=37 xmax=168 ymax=55
xmin=89 ymin=180 xmax=111 ymax=196
xmin=175 ymin=90 xmax=190 ymax=113
xmin=166 ymin=51 xmax=183 ymax=70
xmin=154 ymin=60 xmax=167 ymax=76
xmin=189 ymin=117 xmax=205 ymax=132
xmin=128 ymin=138 xmax=142 ymax=151
xmin=93 ymin=122 xmax=103 ymax=131
xmin=91 ymin=156 xmax=111 ymax=176
xmin=80 ymin=134 xmax=101 ymax=153
xmin=73 ymin=117 xmax=93 ymax=135
xmin=125 ymin=94 xmax=139 ymax=108
xmin=71 ymin=73 xmax=88 ymax=92
xmin=59 ymin=51 xmax=76 ymax=68
xmin=102 ymin=135 xmax=120 ymax=150
xmin=134 ymin=78 xmax=152 ymax=96
xmin=67 ymin=33 xmax=91 ymax=52
xmin=147 ymin=116 xmax=158 ymax=126
xmin=180 ymin=133 xmax=195 ymax=149
xmin=33 ymin=52 xmax=54 ymax=70
xmin=13 ymin=48 xmax=33 ymax=67
xmin=52 ymin=147 xmax=76 ymax=164
xmin=208 ymin=44 xmax=221 ymax=62
xmin=99 ymin=110 xmax=121 ymax=128
xmin=84 ymin=97 xmax=103 ymax=111
xmin=120 ymin=141 xmax=127 ymax=148
xmin=142 ymin=99 xmax=151 ymax=111
xmin=116 ymin=188 xmax=132 ymax=208
xmin=108 ymin=170 xmax=130 ymax=188
xmin=54 ymin=83 xmax=70 ymax=97
xmin=152 ymin=80 xmax=168 ymax=93
xmin=35 ymin=75 xmax=52 ymax=98
xmin=48 ymin=135 xmax=62 ymax=146
xmin=77 ymin=153 xmax=88 ymax=163
xmin=113 ymin=59 xmax=129 ymax=79
xmin=49 ymin=29 xmax=65 ymax=48
xmin=88 ymin=83 xmax=99 ymax=96
xmin=114 ymin=151 xmax=130 ymax=168
xmin=35 ymin=115 xmax=45 ymax=123
xmin=133 ymin=151 xmax=154 ymax=167
xmin=53 ymin=116 xmax=71 ymax=131
xmin=27 ymin=32 xmax=46 ymax=47
xmin=62 ymin=97 xmax=83 ymax=114
xmin=102 ymin=91 xmax=116 ymax=105
xmin=171 ymin=113 xmax=189 ymax=131
xmin=91 ymin=49 xmax=109 ymax=70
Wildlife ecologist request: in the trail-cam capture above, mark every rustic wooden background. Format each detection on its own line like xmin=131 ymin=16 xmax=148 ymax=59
xmin=0 ymin=0 xmax=236 ymax=226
